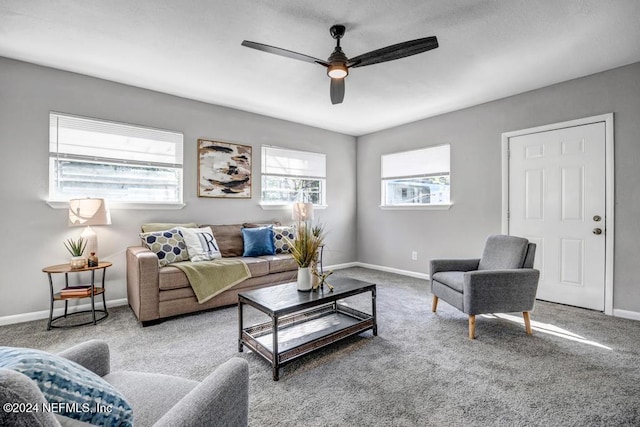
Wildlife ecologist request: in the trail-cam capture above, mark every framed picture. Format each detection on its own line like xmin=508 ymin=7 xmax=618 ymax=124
xmin=198 ymin=139 xmax=252 ymax=198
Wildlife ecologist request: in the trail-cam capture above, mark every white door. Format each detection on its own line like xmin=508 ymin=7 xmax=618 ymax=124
xmin=508 ymin=122 xmax=606 ymax=311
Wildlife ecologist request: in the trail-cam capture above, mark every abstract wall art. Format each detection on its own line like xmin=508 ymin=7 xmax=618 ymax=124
xmin=198 ymin=139 xmax=252 ymax=198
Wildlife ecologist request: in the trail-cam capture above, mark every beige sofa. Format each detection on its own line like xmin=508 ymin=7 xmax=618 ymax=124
xmin=127 ymin=223 xmax=297 ymax=325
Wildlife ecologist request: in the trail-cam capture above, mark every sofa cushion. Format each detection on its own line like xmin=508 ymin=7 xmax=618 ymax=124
xmin=242 ymin=226 xmax=275 ymax=257
xmin=141 ymin=223 xmax=198 ymax=233
xmin=140 ymin=228 xmax=190 ymax=267
xmin=258 ymin=254 xmax=298 ymax=274
xmin=205 ymin=224 xmax=244 ymax=257
xmin=104 ymin=371 xmax=197 ymax=427
xmin=178 ymin=227 xmax=222 ymax=262
xmin=432 ymin=271 xmax=465 ymax=293
xmin=237 ymin=257 xmax=269 ymax=277
xmin=242 ymin=222 xmax=280 ymax=228
xmin=158 ymin=257 xmax=271 ymax=291
xmin=0 ymin=347 xmax=133 ymax=427
xmin=478 ymin=235 xmax=529 ymax=270
xmin=159 ymin=265 xmax=191 ymax=290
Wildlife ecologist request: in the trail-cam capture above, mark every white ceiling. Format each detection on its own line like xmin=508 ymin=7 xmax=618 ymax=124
xmin=1 ymin=1 xmax=640 ymax=136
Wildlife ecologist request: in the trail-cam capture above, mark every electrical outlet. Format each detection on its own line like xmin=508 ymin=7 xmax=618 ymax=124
xmin=411 ymin=251 xmax=418 ymax=261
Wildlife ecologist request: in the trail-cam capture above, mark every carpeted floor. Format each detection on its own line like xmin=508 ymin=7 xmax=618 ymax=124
xmin=2 ymin=267 xmax=640 ymax=426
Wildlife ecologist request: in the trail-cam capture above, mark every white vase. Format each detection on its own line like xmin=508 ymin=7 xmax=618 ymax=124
xmin=297 ymin=267 xmax=312 ymax=292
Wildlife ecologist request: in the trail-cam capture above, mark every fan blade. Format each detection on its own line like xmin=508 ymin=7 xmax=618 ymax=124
xmin=330 ymin=78 xmax=345 ymax=105
xmin=347 ymin=36 xmax=438 ymax=68
xmin=241 ymin=40 xmax=329 ymax=66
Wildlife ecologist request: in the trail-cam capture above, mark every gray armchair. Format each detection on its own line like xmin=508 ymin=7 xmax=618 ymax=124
xmin=0 ymin=340 xmax=249 ymax=426
xmin=430 ymin=234 xmax=540 ymax=339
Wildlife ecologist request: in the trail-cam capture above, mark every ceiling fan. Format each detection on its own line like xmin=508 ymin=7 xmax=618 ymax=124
xmin=241 ymin=25 xmax=438 ymax=105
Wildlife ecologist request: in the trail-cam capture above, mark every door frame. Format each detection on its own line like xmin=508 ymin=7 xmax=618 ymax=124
xmin=500 ymin=113 xmax=615 ymax=315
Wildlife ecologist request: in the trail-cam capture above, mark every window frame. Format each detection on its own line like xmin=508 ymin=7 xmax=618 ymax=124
xmin=47 ymin=112 xmax=185 ymax=209
xmin=380 ymin=144 xmax=452 ymax=210
xmin=260 ymin=145 xmax=327 ymax=209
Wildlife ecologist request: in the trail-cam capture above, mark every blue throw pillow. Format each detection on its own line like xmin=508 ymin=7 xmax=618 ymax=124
xmin=242 ymin=226 xmax=275 ymax=257
xmin=0 ymin=347 xmax=133 ymax=427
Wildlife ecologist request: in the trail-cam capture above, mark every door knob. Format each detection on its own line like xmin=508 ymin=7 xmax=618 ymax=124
xmin=593 ymin=228 xmax=603 ymax=235
xmin=593 ymin=215 xmax=601 ymax=222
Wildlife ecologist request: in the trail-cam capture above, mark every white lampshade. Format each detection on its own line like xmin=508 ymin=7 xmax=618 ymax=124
xmin=68 ymin=198 xmax=111 ymax=227
xmin=68 ymin=198 xmax=111 ymax=257
xmin=292 ymin=202 xmax=314 ymax=222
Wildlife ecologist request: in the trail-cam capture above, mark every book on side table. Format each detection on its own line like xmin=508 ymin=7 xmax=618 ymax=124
xmin=59 ymin=286 xmax=93 ymax=297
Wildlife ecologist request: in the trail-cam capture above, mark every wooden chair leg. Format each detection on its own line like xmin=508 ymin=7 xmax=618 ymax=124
xmin=468 ymin=314 xmax=476 ymax=339
xmin=523 ymin=312 xmax=532 ymax=335
xmin=432 ymin=296 xmax=438 ymax=312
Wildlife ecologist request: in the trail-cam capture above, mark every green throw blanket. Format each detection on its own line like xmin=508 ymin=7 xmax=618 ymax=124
xmin=173 ymin=259 xmax=251 ymax=304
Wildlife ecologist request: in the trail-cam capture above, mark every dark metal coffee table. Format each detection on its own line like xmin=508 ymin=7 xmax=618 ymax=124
xmin=238 ymin=277 xmax=377 ymax=380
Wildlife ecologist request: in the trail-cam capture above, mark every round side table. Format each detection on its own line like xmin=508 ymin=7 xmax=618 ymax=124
xmin=42 ymin=262 xmax=112 ymax=330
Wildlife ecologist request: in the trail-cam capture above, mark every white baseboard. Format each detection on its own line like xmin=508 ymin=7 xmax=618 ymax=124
xmin=325 ymin=261 xmax=429 ymax=280
xmin=612 ymin=308 xmax=640 ymax=321
xmin=0 ymin=298 xmax=129 ymax=327
xmin=353 ymin=262 xmax=430 ymax=281
xmin=323 ymin=262 xmax=360 ymax=271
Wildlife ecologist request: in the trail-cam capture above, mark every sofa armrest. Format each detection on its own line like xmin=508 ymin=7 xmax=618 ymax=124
xmin=1 ymin=369 xmax=61 ymax=427
xmin=154 ymin=357 xmax=249 ymax=427
xmin=463 ymin=269 xmax=540 ymax=315
xmin=430 ymin=259 xmax=480 ymax=276
xmin=126 ymin=246 xmax=160 ymax=323
xmin=58 ymin=339 xmax=111 ymax=377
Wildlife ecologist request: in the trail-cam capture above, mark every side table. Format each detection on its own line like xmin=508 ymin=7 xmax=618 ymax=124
xmin=42 ymin=262 xmax=112 ymax=330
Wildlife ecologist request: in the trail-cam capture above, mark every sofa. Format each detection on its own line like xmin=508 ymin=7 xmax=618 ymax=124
xmin=0 ymin=339 xmax=249 ymax=426
xmin=127 ymin=223 xmax=298 ymax=325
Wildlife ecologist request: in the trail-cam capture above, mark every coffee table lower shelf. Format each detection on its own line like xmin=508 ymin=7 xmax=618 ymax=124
xmin=240 ymin=304 xmax=375 ymax=380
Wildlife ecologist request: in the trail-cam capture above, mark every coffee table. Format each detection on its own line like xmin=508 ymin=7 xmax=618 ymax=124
xmin=238 ymin=277 xmax=377 ymax=380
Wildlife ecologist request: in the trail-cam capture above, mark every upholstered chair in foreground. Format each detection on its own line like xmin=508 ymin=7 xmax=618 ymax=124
xmin=430 ymin=234 xmax=540 ymax=339
xmin=0 ymin=339 xmax=249 ymax=426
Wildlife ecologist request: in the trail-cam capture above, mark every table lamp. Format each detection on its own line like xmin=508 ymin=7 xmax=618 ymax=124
xmin=292 ymin=202 xmax=314 ymax=227
xmin=68 ymin=198 xmax=111 ymax=258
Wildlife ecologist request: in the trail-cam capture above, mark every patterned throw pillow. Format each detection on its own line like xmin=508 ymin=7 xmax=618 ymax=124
xmin=273 ymin=226 xmax=296 ymax=254
xmin=140 ymin=228 xmax=190 ymax=267
xmin=0 ymin=347 xmax=133 ymax=427
xmin=178 ymin=227 xmax=222 ymax=262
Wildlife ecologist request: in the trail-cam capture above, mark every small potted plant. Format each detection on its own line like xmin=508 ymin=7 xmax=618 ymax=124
xmin=286 ymin=223 xmax=324 ymax=291
xmin=64 ymin=237 xmax=87 ymax=269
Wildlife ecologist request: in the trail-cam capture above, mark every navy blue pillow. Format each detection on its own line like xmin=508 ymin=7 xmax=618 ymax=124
xmin=242 ymin=226 xmax=275 ymax=257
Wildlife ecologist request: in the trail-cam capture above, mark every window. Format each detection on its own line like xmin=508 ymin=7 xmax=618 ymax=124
xmin=261 ymin=146 xmax=326 ymax=206
xmin=381 ymin=144 xmax=450 ymax=207
xmin=49 ymin=112 xmax=183 ymax=205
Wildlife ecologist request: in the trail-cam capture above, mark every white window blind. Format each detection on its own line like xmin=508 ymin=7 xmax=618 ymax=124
xmin=261 ymin=146 xmax=326 ymax=206
xmin=49 ymin=112 xmax=184 ymax=204
xmin=262 ymin=146 xmax=326 ymax=178
xmin=381 ymin=144 xmax=451 ymax=207
xmin=381 ymin=144 xmax=450 ymax=179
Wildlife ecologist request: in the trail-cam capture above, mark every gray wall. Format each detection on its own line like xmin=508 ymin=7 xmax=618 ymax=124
xmin=2 ymin=55 xmax=639 ymax=319
xmin=0 ymin=57 xmax=357 ymax=318
xmin=357 ymin=61 xmax=640 ymax=313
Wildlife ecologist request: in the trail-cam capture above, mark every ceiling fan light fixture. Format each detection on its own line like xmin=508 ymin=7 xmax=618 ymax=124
xmin=327 ymin=64 xmax=348 ymax=79
xmin=241 ymin=24 xmax=438 ymax=104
